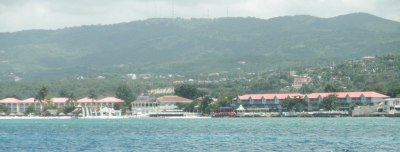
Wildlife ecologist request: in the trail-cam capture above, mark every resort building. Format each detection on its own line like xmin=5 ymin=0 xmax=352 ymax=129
xmin=0 ymin=98 xmax=31 ymax=114
xmin=157 ymin=96 xmax=192 ymax=111
xmin=236 ymin=93 xmax=304 ymax=112
xmin=383 ymin=98 xmax=400 ymax=110
xmin=131 ymin=96 xmax=159 ymax=115
xmin=77 ymin=97 xmax=123 ymax=116
xmin=236 ymin=91 xmax=389 ymax=111
xmin=77 ymin=97 xmax=122 ymax=109
xmin=305 ymin=92 xmax=388 ymax=111
xmin=0 ymin=97 xmax=124 ymax=115
xmin=130 ymin=95 xmax=193 ymax=115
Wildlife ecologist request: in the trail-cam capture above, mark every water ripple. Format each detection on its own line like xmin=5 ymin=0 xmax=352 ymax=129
xmin=0 ymin=118 xmax=399 ymax=151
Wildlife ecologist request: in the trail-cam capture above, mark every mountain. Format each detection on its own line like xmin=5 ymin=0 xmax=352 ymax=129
xmin=0 ymin=13 xmax=399 ymax=80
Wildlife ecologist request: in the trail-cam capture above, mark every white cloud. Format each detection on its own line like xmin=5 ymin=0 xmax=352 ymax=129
xmin=0 ymin=0 xmax=399 ymax=32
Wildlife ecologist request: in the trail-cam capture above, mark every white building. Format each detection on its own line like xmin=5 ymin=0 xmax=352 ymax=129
xmin=131 ymin=95 xmax=193 ymax=114
xmin=157 ymin=96 xmax=192 ymax=111
xmin=0 ymin=97 xmax=123 ymax=115
xmin=131 ymin=96 xmax=159 ymax=115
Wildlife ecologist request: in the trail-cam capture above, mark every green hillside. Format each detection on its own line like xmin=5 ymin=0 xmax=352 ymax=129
xmin=0 ymin=13 xmax=399 ymax=80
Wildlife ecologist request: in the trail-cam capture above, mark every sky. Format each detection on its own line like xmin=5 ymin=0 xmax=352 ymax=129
xmin=0 ymin=0 xmax=399 ymax=32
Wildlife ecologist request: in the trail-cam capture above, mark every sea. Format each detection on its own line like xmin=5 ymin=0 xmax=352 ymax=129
xmin=0 ymin=117 xmax=399 ymax=152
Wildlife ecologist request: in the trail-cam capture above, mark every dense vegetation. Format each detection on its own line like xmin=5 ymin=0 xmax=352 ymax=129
xmin=0 ymin=53 xmax=399 ymax=114
xmin=1 ymin=53 xmax=399 ymax=101
xmin=0 ymin=13 xmax=399 ymax=114
xmin=0 ymin=13 xmax=399 ymax=80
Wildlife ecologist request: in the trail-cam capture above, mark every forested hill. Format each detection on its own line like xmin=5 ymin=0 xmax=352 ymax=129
xmin=0 ymin=13 xmax=399 ymax=80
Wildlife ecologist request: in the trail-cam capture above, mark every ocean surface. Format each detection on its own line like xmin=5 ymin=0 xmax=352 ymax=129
xmin=0 ymin=117 xmax=399 ymax=152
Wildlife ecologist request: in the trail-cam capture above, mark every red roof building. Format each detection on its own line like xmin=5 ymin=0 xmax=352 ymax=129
xmin=0 ymin=98 xmax=21 ymax=104
xmin=0 ymin=96 xmax=124 ymax=114
xmin=157 ymin=96 xmax=192 ymax=111
xmin=77 ymin=97 xmax=94 ymax=103
xmin=97 ymin=97 xmax=124 ymax=103
xmin=236 ymin=91 xmax=389 ymax=111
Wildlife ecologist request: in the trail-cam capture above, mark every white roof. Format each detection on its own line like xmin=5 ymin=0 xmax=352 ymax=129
xmin=236 ymin=105 xmax=245 ymax=111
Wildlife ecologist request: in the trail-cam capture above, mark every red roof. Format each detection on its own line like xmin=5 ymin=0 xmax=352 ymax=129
xmin=52 ymin=97 xmax=69 ymax=103
xmin=77 ymin=97 xmax=95 ymax=103
xmin=0 ymin=98 xmax=21 ymax=103
xmin=306 ymin=93 xmax=333 ymax=99
xmin=239 ymin=92 xmax=388 ymax=101
xmin=361 ymin=91 xmax=389 ymax=98
xmin=96 ymin=97 xmax=124 ymax=103
xmin=0 ymin=97 xmax=124 ymax=104
xmin=307 ymin=92 xmax=389 ymax=99
xmin=275 ymin=93 xmax=304 ymax=99
xmin=22 ymin=98 xmax=35 ymax=103
xmin=238 ymin=93 xmax=304 ymax=100
xmin=157 ymin=96 xmax=192 ymax=103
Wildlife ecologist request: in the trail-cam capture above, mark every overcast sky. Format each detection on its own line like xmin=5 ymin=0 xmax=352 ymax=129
xmin=0 ymin=0 xmax=399 ymax=32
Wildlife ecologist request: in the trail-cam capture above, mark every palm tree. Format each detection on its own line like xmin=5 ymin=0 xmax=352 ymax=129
xmin=88 ymin=89 xmax=98 ymax=102
xmin=66 ymin=92 xmax=77 ymax=106
xmin=88 ymin=89 xmax=98 ymax=115
xmin=34 ymin=86 xmax=48 ymax=112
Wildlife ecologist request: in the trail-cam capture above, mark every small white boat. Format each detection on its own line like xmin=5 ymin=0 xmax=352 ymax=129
xmin=394 ymin=104 xmax=400 ymax=110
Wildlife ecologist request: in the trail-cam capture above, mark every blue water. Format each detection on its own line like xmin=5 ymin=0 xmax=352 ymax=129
xmin=0 ymin=118 xmax=399 ymax=151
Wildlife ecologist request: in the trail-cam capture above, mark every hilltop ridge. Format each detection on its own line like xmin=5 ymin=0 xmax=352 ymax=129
xmin=0 ymin=13 xmax=399 ymax=80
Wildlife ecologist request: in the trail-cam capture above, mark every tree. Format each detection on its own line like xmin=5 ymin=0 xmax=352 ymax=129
xmin=45 ymin=96 xmax=54 ymax=106
xmin=206 ymin=102 xmax=219 ymax=113
xmin=113 ymin=103 xmax=123 ymax=110
xmin=324 ymin=84 xmax=341 ymax=92
xmin=58 ymin=89 xmax=69 ymax=97
xmin=319 ymin=94 xmax=340 ymax=110
xmin=0 ymin=104 xmax=9 ymax=113
xmin=175 ymin=84 xmax=200 ymax=99
xmin=34 ymin=86 xmax=48 ymax=112
xmin=217 ymin=96 xmax=232 ymax=107
xmin=200 ymin=96 xmax=213 ymax=114
xmin=115 ymin=84 xmax=136 ymax=115
xmin=300 ymin=84 xmax=313 ymax=94
xmin=386 ymin=86 xmax=400 ymax=98
xmin=176 ymin=102 xmax=186 ymax=110
xmin=293 ymin=98 xmax=307 ymax=111
xmin=88 ymin=89 xmax=98 ymax=101
xmin=60 ymin=92 xmax=77 ymax=114
xmin=176 ymin=102 xmax=197 ymax=112
xmin=62 ymin=106 xmax=75 ymax=114
xmin=249 ymin=80 xmax=272 ymax=93
xmin=35 ymin=86 xmax=48 ymax=103
xmin=25 ymin=106 xmax=35 ymax=115
xmin=66 ymin=92 xmax=77 ymax=104
xmin=115 ymin=83 xmax=135 ymax=106
xmin=281 ymin=97 xmax=306 ymax=111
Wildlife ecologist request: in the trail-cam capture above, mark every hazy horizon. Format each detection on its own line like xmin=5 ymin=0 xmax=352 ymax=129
xmin=0 ymin=0 xmax=399 ymax=32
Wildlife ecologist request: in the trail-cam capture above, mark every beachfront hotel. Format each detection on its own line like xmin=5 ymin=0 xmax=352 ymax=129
xmin=131 ymin=95 xmax=192 ymax=115
xmin=0 ymin=97 xmax=123 ymax=115
xmin=235 ymin=91 xmax=389 ymax=111
xmin=131 ymin=96 xmax=159 ymax=115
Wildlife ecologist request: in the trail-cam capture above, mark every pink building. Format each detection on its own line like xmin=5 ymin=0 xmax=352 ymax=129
xmin=236 ymin=91 xmax=389 ymax=111
xmin=0 ymin=97 xmax=123 ymax=115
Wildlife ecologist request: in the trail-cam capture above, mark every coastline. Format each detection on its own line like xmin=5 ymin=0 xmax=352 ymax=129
xmin=0 ymin=116 xmax=74 ymax=120
xmin=0 ymin=115 xmax=397 ymax=120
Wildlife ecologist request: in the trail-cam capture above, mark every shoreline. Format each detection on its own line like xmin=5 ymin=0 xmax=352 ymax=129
xmin=0 ymin=115 xmax=397 ymax=120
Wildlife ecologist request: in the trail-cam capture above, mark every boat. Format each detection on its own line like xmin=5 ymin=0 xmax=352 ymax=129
xmin=282 ymin=111 xmax=298 ymax=117
xmin=211 ymin=107 xmax=236 ymax=117
xmin=394 ymin=104 xmax=400 ymax=111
